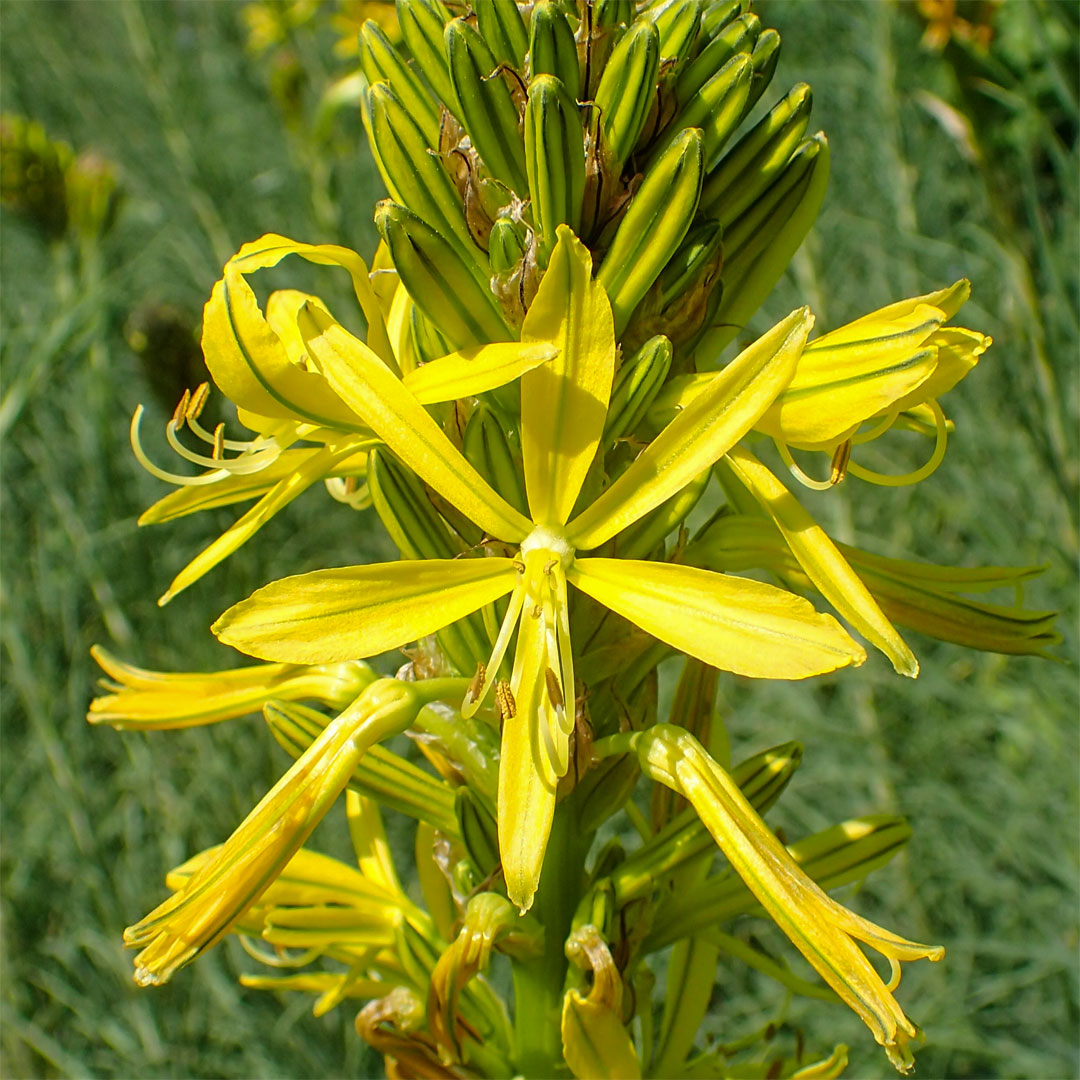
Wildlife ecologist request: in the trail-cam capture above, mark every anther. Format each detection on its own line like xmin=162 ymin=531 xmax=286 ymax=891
xmin=467 ymin=662 xmax=486 ymax=704
xmin=495 ymin=680 xmax=516 ymax=722
xmin=829 ymin=440 xmax=852 ymax=486
xmin=513 ymin=560 xmax=526 ymax=574
xmin=343 ymin=475 xmax=359 ymax=496
xmin=212 ymin=423 xmax=225 ymax=460
xmin=531 ymin=604 xmax=542 ymax=619
xmin=543 ymin=559 xmax=558 ymax=575
xmin=171 ymin=390 xmax=191 ymax=426
xmin=186 ymin=382 xmax=210 ymax=422
xmin=544 ymin=668 xmax=563 ymax=709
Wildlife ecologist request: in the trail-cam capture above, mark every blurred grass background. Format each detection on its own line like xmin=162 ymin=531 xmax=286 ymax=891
xmin=0 ymin=1 xmax=1076 ymax=1077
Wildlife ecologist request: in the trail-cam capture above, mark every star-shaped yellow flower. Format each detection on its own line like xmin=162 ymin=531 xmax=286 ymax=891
xmin=214 ymin=226 xmax=864 ymax=911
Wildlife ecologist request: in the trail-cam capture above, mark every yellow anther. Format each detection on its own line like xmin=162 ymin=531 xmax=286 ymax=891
xmin=171 ymin=390 xmax=190 ymax=426
xmin=829 ymin=440 xmax=852 ymax=486
xmin=186 ymin=382 xmax=210 ymax=422
xmin=495 ymin=680 xmax=516 ymax=722
xmin=212 ymin=423 xmax=225 ymax=460
xmin=467 ymin=662 xmax=486 ymax=704
xmin=531 ymin=604 xmax=542 ymax=619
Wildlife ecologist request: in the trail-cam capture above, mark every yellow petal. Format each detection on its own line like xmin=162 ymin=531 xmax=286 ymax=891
xmin=890 ymin=326 xmax=989 ymax=411
xmin=402 ymin=341 xmax=558 ymax=404
xmin=214 ymin=558 xmax=518 ymax=664
xmin=567 ymin=307 xmax=812 ymax=550
xmin=520 ymin=225 xmax=617 ymax=526
xmin=723 ymin=447 xmax=918 ymax=676
xmin=201 ymin=234 xmax=392 ymax=428
xmin=569 ymin=558 xmax=865 ymax=680
xmin=834 ymin=279 xmax=969 ymax=334
xmin=498 ymin=569 xmax=561 ymax=913
xmin=756 ymin=305 xmax=943 ymax=447
xmin=299 ymin=303 xmax=533 ymax=543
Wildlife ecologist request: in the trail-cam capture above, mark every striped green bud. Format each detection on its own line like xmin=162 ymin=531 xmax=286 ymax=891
xmin=592 ymin=17 xmax=660 ymax=170
xmin=596 ymin=127 xmax=704 ymax=336
xmin=525 ymin=74 xmax=585 ymax=263
xmin=359 ymin=19 xmax=441 ymax=149
xmin=463 ymin=404 xmax=528 ymax=517
xmin=475 ymin=0 xmax=529 ymax=70
xmin=699 ymin=133 xmax=829 ymax=360
xmin=652 ymin=52 xmax=751 ymax=171
xmin=700 ymin=0 xmax=747 ymax=39
xmin=528 ymin=0 xmax=581 ymax=96
xmin=603 ymin=335 xmax=673 ymax=444
xmin=455 ymin=787 xmax=500 ymax=877
xmin=744 ymin=27 xmax=781 ymax=117
xmin=367 ymin=82 xmax=484 ymax=271
xmin=700 ymin=81 xmax=812 ymax=224
xmin=488 ymin=214 xmax=528 ymax=275
xmin=445 ymin=18 xmax=529 ymax=194
xmin=368 ymin=448 xmax=490 ymax=674
xmin=593 ymin=0 xmax=635 ymax=29
xmin=676 ymin=12 xmax=760 ymax=105
xmin=375 ymin=200 xmax=514 ymax=350
xmin=395 ymin=0 xmax=458 ymax=120
xmin=643 ymin=0 xmax=705 ymax=69
xmin=408 ymin=304 xmax=453 ymax=367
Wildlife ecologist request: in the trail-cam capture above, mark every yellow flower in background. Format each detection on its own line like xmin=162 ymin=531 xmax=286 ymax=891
xmin=214 ymin=227 xmax=866 ymax=911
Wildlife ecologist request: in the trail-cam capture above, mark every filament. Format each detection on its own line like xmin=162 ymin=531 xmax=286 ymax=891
xmin=847 ymin=400 xmax=948 ymax=487
xmin=774 ymin=438 xmax=835 ymax=492
xmin=461 ymin=579 xmax=525 ymax=718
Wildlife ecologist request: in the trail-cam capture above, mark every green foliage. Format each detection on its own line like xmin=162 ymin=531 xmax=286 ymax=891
xmin=1 ymin=1 xmax=1075 ymax=1077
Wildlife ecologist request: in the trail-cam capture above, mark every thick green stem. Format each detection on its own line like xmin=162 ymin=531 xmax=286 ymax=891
xmin=512 ymin=804 xmax=589 ymax=1078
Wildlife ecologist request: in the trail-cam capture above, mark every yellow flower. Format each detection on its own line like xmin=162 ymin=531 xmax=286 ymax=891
xmin=123 ymin=677 xmax=455 ymax=985
xmin=87 ymin=645 xmax=374 ymax=729
xmin=655 ymin=281 xmax=990 ymax=490
xmin=213 ymin=226 xmax=865 ymax=911
xmin=606 ymin=724 xmax=943 ymax=1074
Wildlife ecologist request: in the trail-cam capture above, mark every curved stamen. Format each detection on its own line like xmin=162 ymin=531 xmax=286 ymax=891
xmin=851 ymin=409 xmax=899 ymax=446
xmin=164 ymin=418 xmax=281 ymax=475
xmin=774 ymin=439 xmax=836 ymax=492
xmin=130 ymin=406 xmax=233 ymax=487
xmin=324 ymin=477 xmax=371 ymax=510
xmin=462 ymin=578 xmax=526 ymax=718
xmin=847 ymin=400 xmax=948 ymax=487
xmin=237 ymin=935 xmax=323 ymax=969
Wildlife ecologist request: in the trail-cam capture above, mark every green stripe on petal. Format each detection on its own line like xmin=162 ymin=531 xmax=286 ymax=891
xmin=567 ymin=307 xmax=812 ymax=550
xmin=568 ymin=558 xmax=865 ymax=680
xmin=520 ymin=225 xmax=617 ymax=527
xmin=299 ymin=303 xmax=533 ymax=543
xmin=213 ymin=558 xmax=518 ymax=664
xmin=723 ymin=446 xmax=919 ymax=676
